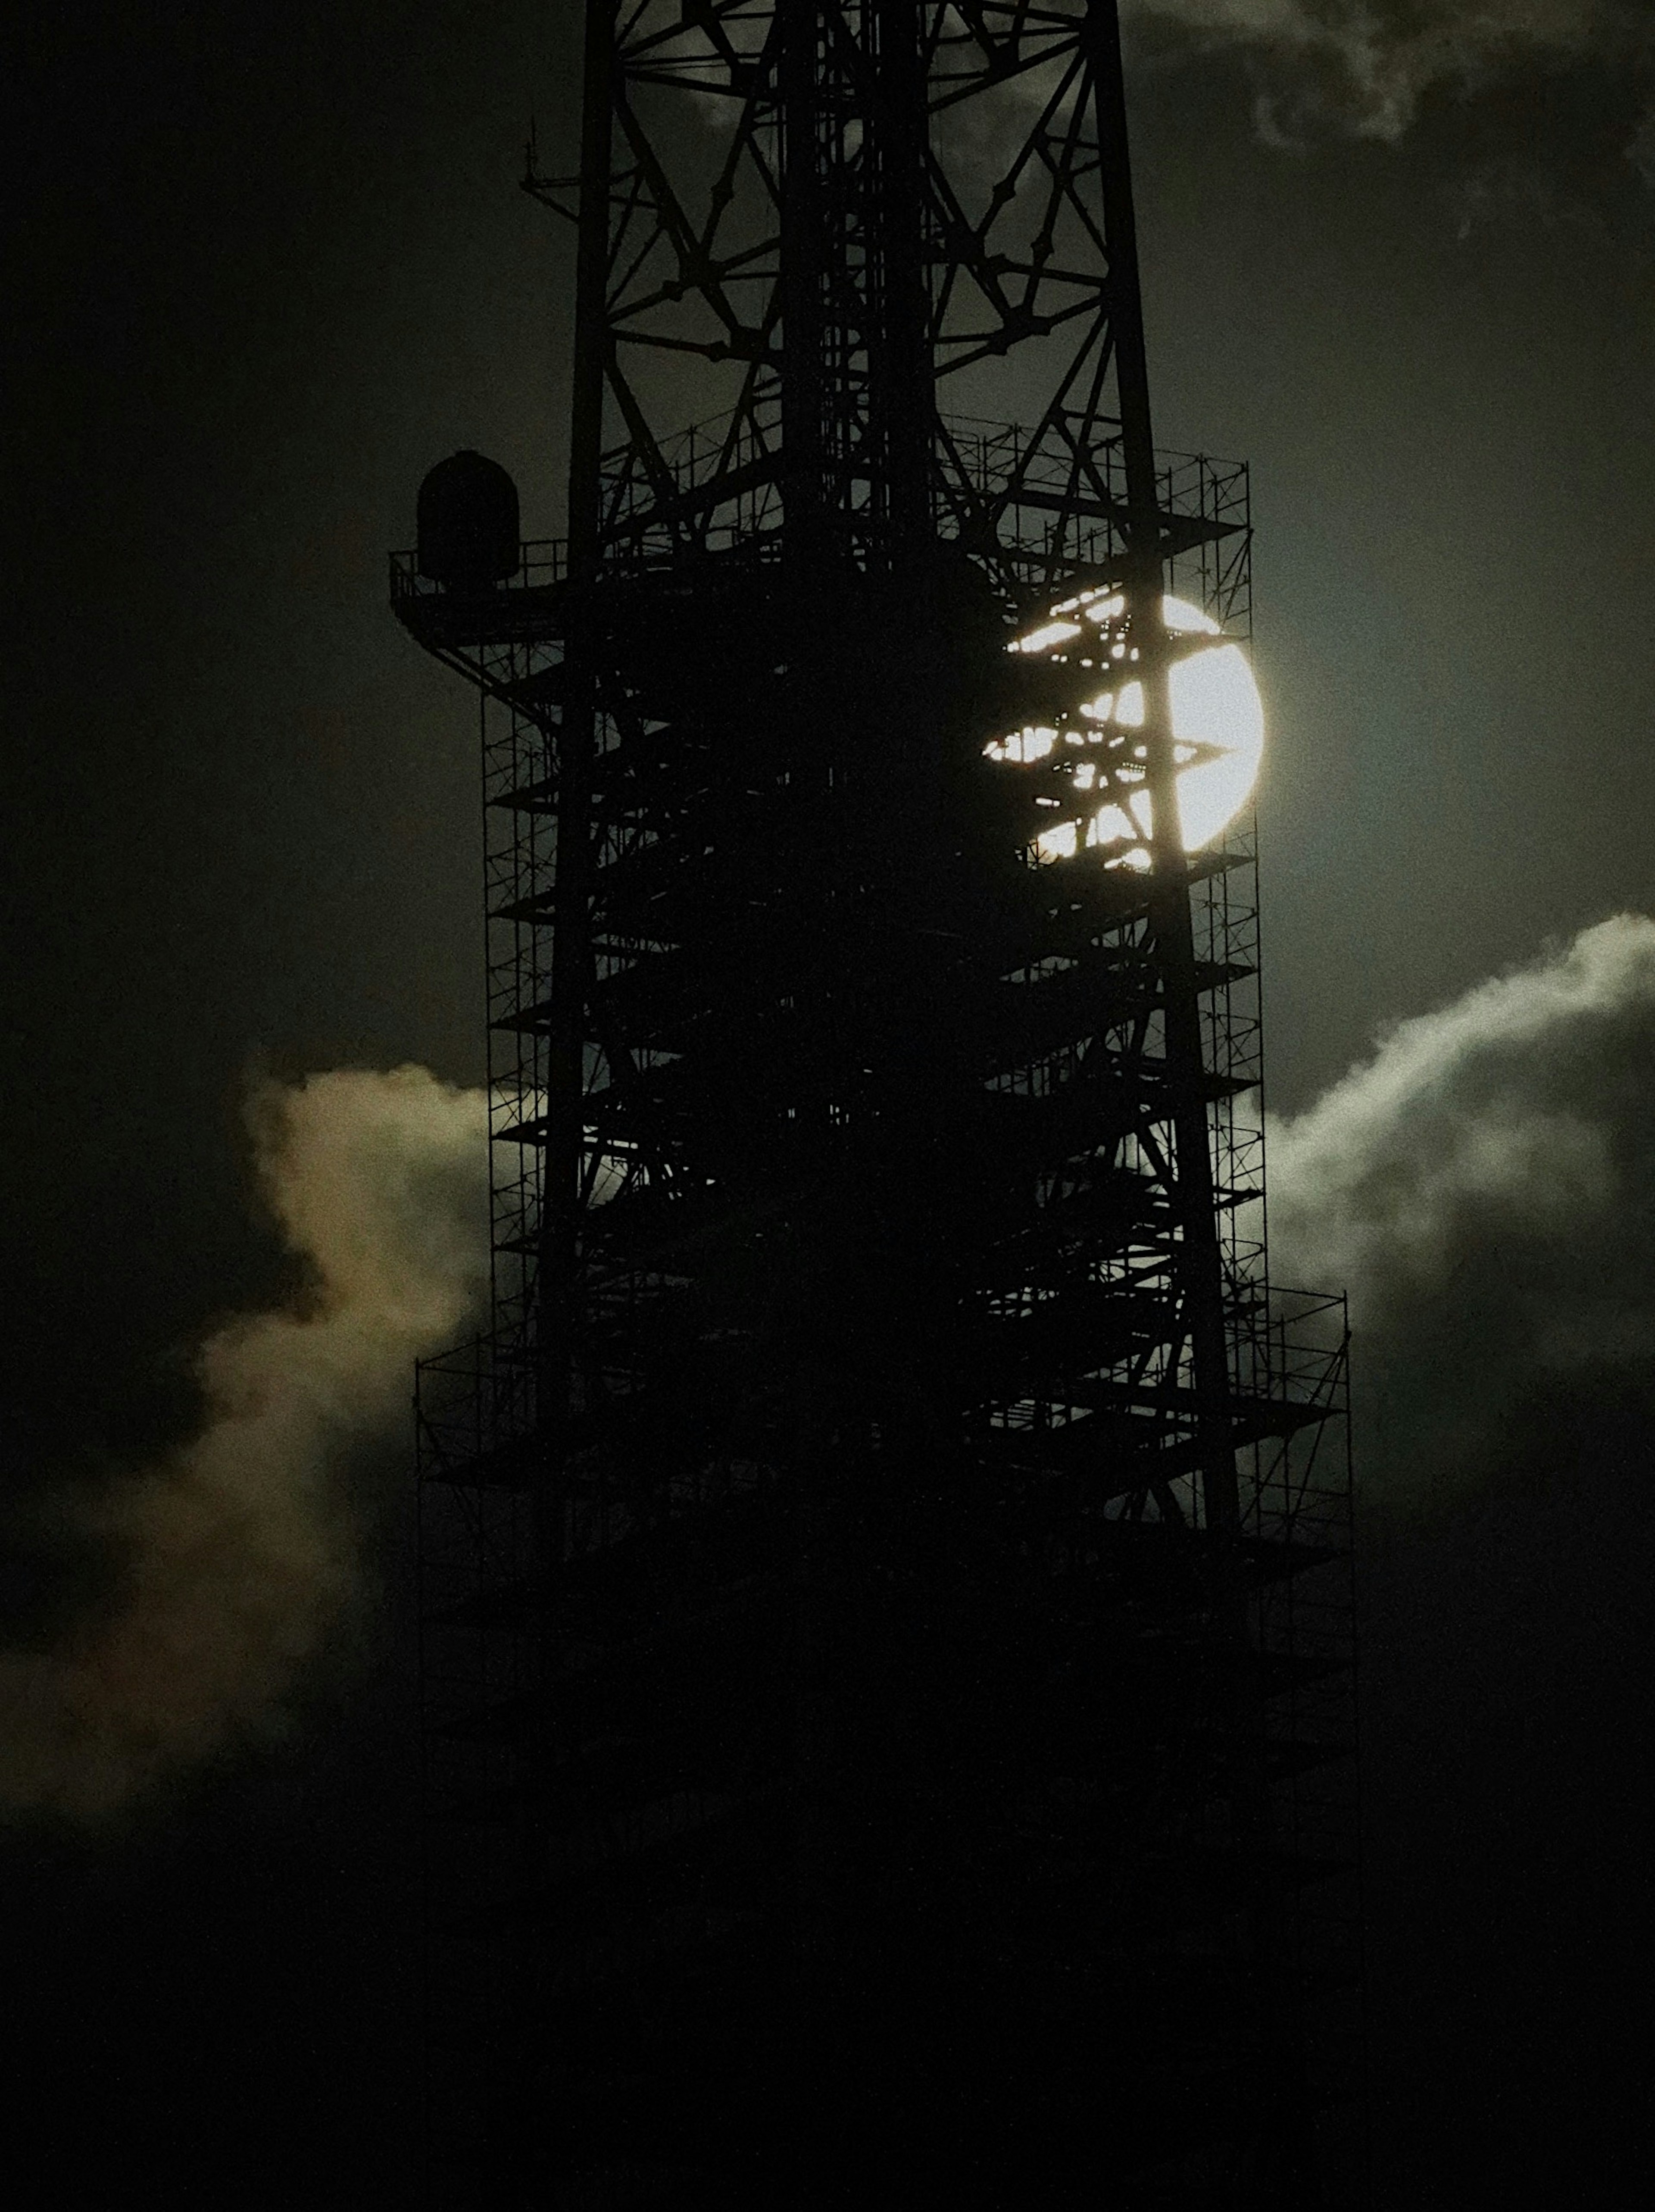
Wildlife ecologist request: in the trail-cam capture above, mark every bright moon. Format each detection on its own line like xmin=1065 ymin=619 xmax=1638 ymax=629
xmin=990 ymin=589 xmax=1264 ymax=865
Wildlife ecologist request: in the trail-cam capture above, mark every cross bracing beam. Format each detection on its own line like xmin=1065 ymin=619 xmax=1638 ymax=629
xmin=522 ymin=3 xmax=1230 ymax=585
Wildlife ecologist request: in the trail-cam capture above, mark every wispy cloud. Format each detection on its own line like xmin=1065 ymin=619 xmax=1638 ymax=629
xmin=1129 ymin=0 xmax=1646 ymax=145
xmin=1268 ymin=914 xmax=1655 ymax=1506
xmin=12 ymin=915 xmax=1655 ymax=1806
xmin=0 ymin=1067 xmax=489 ymax=1822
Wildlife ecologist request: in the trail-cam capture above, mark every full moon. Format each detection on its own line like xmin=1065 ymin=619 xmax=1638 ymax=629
xmin=990 ymin=589 xmax=1265 ymax=865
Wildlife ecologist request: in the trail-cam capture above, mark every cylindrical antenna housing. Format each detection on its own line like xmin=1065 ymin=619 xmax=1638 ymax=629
xmin=416 ymin=450 xmax=520 ymax=587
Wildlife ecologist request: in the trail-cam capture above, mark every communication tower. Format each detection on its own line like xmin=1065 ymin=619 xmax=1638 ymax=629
xmin=394 ymin=5 xmax=1360 ymax=2205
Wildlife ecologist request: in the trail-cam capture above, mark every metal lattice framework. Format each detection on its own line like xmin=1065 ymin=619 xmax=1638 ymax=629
xmin=394 ymin=5 xmax=1361 ymax=2206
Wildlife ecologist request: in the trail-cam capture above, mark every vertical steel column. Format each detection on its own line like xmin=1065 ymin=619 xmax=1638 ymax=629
xmin=781 ymin=0 xmax=829 ymax=562
xmin=870 ymin=0 xmax=932 ymax=547
xmin=541 ymin=2 xmax=614 ymax=1465
xmin=513 ymin=20 xmax=612 ymax=2194
xmin=1088 ymin=0 xmax=1239 ymax=1531
xmin=1089 ymin=34 xmax=1291 ymax=2166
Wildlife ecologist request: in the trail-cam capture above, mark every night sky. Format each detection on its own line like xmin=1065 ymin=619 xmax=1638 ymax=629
xmin=3 ymin=4 xmax=1654 ymax=2203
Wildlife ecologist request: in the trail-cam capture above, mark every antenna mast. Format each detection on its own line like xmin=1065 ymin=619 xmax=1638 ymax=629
xmin=395 ymin=6 xmax=1361 ymax=2202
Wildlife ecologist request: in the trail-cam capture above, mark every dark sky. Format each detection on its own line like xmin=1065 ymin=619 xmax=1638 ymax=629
xmin=3 ymin=4 xmax=1653 ymax=2203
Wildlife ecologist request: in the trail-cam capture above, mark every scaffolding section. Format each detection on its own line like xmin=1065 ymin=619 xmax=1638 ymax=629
xmin=395 ymin=5 xmax=1361 ymax=2204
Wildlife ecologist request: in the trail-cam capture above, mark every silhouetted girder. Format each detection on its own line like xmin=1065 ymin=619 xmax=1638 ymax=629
xmin=1062 ymin=1389 xmax=1333 ymax=1460
xmin=971 ymin=1405 xmax=1324 ymax=1493
xmin=580 ymin=858 xmax=1186 ymax=1013
xmin=419 ymin=1431 xmax=544 ymax=1492
xmin=573 ymin=907 xmax=1227 ymax=1030
xmin=549 ymin=1421 xmax=796 ymax=1508
xmin=581 ymin=778 xmax=1015 ymax=913
xmin=977 ymin=954 xmax=1255 ymax=1066
xmin=584 ymin=771 xmax=1036 ymax=881
xmin=586 ymin=937 xmax=813 ymax=1041
xmin=393 ymin=580 xmax=564 ymax=653
xmin=666 ymin=830 xmax=1243 ymax=955
xmin=546 ymin=1000 xmax=1255 ymax=1136
xmin=593 ymin=447 xmax=787 ymax=541
xmin=579 ymin=829 xmax=1233 ymax=981
xmin=458 ymin=1797 xmax=789 ymax=1955
xmin=988 ymin=840 xmax=1241 ymax=950
xmin=568 ymin=831 xmax=1244 ymax=951
xmin=495 ymin=661 xmax=575 ymax=714
xmin=960 ymin=483 xmax=1242 ymax=554
xmin=893 ymin=1518 xmax=1340 ymax=1627
xmin=976 ymin=1171 xmax=1257 ymax=1285
xmin=1076 ymin=1374 xmax=1330 ymax=1432
xmin=432 ymin=1505 xmax=1338 ymax=1646
xmin=981 ymin=1061 xmax=1254 ymax=1178
xmin=397 ymin=6 xmax=1358 ymax=2207
xmin=424 ymin=1698 xmax=1349 ymax=1852
xmin=576 ymin=1153 xmax=1209 ymax=1278
xmin=419 ymin=1375 xmax=791 ymax=1492
xmin=970 ymin=1272 xmax=1173 ymax=1357
xmin=554 ymin=961 xmax=1238 ymax=1094
xmin=564 ymin=598 xmax=1245 ymax=781
xmin=581 ymin=1194 xmax=818 ymax=1288
xmin=496 ymin=1605 xmax=1284 ymax=1820
xmin=427 ymin=1724 xmax=781 ymax=1833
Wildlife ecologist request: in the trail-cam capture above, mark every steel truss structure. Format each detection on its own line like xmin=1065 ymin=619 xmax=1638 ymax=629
xmin=394 ymin=4 xmax=1360 ymax=2205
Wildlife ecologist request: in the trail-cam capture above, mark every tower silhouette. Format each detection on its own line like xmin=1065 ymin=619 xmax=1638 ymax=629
xmin=394 ymin=6 xmax=1359 ymax=2204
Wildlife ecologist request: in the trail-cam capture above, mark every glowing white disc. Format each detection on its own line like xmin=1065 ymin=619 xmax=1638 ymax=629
xmin=993 ymin=590 xmax=1264 ymax=865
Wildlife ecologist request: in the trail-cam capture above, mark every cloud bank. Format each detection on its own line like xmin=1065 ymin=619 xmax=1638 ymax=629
xmin=9 ymin=915 xmax=1655 ymax=1809
xmin=1268 ymin=913 xmax=1655 ymax=1506
xmin=1128 ymin=0 xmax=1646 ymax=144
xmin=0 ymin=1066 xmax=489 ymax=1822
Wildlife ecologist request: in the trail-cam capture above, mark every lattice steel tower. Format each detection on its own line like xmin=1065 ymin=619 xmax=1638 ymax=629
xmin=394 ymin=5 xmax=1359 ymax=2206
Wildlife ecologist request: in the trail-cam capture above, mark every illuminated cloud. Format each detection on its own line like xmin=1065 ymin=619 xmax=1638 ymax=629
xmin=0 ymin=1067 xmax=489 ymax=1822
xmin=1268 ymin=914 xmax=1655 ymax=1507
xmin=1127 ymin=0 xmax=1646 ymax=145
xmin=12 ymin=915 xmax=1655 ymax=1808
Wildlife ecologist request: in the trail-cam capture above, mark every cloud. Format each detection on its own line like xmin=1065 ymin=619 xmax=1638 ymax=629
xmin=1267 ymin=913 xmax=1655 ymax=1506
xmin=1127 ymin=0 xmax=1645 ymax=144
xmin=13 ymin=916 xmax=1654 ymax=1806
xmin=0 ymin=1066 xmax=489 ymax=1823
